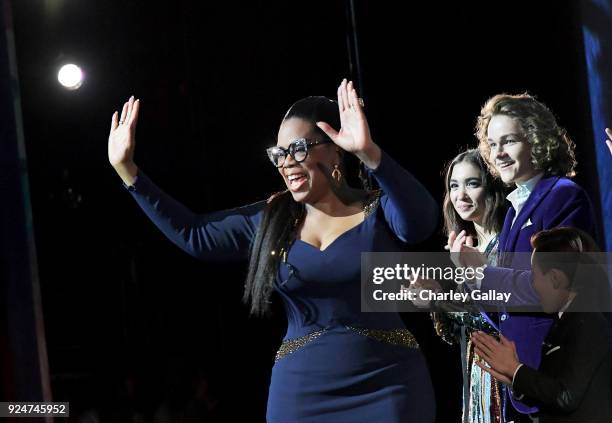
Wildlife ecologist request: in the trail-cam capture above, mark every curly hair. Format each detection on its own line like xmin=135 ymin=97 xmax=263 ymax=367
xmin=475 ymin=93 xmax=577 ymax=178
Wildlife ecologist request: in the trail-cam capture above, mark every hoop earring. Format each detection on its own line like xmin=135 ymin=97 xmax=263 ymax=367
xmin=332 ymin=164 xmax=342 ymax=183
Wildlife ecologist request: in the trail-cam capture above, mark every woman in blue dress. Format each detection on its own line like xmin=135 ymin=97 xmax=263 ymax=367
xmin=107 ymin=79 xmax=438 ymax=422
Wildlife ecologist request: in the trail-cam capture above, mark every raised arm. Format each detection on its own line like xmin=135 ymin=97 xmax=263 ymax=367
xmin=316 ymin=79 xmax=438 ymax=244
xmin=108 ymin=96 xmax=263 ymax=261
xmin=124 ymin=171 xmax=263 ymax=261
xmin=366 ymin=150 xmax=439 ymax=243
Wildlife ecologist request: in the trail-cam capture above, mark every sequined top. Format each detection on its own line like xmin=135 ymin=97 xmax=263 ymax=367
xmin=124 ymin=150 xmax=439 ymax=422
xmin=427 ymin=235 xmax=505 ymax=423
xmin=432 ymin=235 xmax=500 ymax=345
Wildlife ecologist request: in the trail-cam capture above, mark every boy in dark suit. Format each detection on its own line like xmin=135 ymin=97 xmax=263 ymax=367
xmin=471 ymin=227 xmax=612 ymax=423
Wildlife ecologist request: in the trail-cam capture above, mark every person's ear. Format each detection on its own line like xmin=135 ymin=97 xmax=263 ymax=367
xmin=550 ymin=269 xmax=567 ymax=290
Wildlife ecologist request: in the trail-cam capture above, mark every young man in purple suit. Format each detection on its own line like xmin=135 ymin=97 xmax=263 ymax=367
xmin=450 ymin=93 xmax=597 ymax=422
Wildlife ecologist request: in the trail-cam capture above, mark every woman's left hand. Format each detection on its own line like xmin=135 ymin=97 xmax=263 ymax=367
xmin=317 ymin=79 xmax=381 ymax=169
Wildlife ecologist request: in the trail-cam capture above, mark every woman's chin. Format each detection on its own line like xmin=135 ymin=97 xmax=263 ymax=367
xmin=286 ymin=181 xmax=313 ymax=203
xmin=289 ymin=189 xmax=310 ymax=203
xmin=457 ymin=211 xmax=475 ymax=221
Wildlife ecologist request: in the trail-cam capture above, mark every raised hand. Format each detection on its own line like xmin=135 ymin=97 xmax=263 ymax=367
xmin=316 ymin=79 xmax=381 ymax=169
xmin=108 ymin=96 xmax=140 ymax=185
xmin=447 ymin=230 xmax=486 ymax=269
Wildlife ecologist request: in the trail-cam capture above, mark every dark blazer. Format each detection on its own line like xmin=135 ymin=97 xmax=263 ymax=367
xmin=480 ymin=175 xmax=597 ymax=414
xmin=512 ymin=309 xmax=612 ymax=423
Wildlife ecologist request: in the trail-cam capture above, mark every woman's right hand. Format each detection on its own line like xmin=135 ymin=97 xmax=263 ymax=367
xmin=108 ymin=96 xmax=140 ymax=186
xmin=447 ymin=230 xmax=486 ymax=269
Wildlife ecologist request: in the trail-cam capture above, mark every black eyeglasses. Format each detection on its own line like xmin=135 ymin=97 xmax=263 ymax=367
xmin=266 ymin=138 xmax=332 ymax=168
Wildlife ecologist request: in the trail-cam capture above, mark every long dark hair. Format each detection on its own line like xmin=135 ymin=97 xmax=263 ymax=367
xmin=442 ymin=149 xmax=507 ymax=239
xmin=243 ymin=96 xmax=368 ymax=316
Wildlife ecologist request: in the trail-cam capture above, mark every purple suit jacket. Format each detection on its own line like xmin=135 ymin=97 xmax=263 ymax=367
xmin=481 ymin=175 xmax=597 ymax=415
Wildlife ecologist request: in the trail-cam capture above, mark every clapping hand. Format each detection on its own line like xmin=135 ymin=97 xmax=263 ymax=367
xmin=471 ymin=331 xmax=521 ymax=385
xmin=447 ymin=230 xmax=487 ymax=268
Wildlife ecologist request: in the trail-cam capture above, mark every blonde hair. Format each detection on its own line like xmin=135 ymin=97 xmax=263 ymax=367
xmin=476 ymin=93 xmax=577 ymax=178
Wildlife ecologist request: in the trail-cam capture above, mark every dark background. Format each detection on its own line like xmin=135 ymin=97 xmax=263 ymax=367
xmin=10 ymin=0 xmax=601 ymax=421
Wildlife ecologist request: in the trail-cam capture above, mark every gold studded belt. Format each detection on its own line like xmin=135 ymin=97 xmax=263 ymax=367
xmin=275 ymin=326 xmax=419 ymax=362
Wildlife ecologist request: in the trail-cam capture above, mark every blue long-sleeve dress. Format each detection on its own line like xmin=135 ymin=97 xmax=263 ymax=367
xmin=123 ymin=150 xmax=438 ymax=422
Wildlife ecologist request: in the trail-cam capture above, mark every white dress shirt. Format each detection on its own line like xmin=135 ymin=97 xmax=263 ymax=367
xmin=506 ymin=173 xmax=544 ymax=227
xmin=465 ymin=172 xmax=544 ymax=291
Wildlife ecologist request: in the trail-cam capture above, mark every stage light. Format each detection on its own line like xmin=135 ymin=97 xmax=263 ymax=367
xmin=57 ymin=64 xmax=83 ymax=90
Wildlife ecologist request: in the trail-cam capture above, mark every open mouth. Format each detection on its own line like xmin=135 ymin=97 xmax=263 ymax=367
xmin=287 ymin=172 xmax=308 ymax=191
xmin=497 ymin=161 xmax=514 ymax=170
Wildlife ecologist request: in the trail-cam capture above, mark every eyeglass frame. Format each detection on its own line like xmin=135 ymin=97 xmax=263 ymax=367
xmin=266 ymin=138 xmax=333 ymax=168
